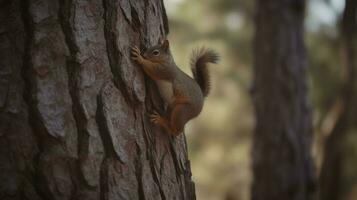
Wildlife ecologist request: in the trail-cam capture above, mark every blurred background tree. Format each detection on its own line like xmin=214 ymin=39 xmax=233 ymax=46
xmin=251 ymin=0 xmax=315 ymax=199
xmin=319 ymin=1 xmax=357 ymax=200
xmin=165 ymin=0 xmax=357 ymax=199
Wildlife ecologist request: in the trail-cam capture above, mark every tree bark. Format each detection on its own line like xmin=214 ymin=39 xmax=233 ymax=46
xmin=0 ymin=0 xmax=195 ymax=200
xmin=318 ymin=1 xmax=357 ymax=200
xmin=251 ymin=0 xmax=315 ymax=200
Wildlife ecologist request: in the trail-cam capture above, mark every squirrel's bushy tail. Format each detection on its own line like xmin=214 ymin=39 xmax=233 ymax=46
xmin=190 ymin=47 xmax=219 ymax=97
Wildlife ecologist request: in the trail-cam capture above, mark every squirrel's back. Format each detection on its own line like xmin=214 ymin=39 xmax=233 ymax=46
xmin=190 ymin=48 xmax=219 ymax=97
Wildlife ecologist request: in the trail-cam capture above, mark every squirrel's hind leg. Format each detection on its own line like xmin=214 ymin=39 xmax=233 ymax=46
xmin=169 ymin=104 xmax=194 ymax=136
xmin=150 ymin=103 xmax=193 ymax=136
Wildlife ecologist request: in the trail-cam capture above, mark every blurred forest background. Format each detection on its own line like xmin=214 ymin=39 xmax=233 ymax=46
xmin=164 ymin=0 xmax=357 ymax=199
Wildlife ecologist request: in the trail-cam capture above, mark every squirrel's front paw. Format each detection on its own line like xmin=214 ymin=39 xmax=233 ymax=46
xmin=131 ymin=46 xmax=142 ymax=61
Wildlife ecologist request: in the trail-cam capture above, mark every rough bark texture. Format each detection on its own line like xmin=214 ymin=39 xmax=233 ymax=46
xmin=318 ymin=1 xmax=357 ymax=200
xmin=251 ymin=0 xmax=315 ymax=200
xmin=0 ymin=0 xmax=195 ymax=200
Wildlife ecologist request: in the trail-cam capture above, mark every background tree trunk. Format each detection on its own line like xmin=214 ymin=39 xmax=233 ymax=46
xmin=251 ymin=0 xmax=315 ymax=199
xmin=0 ymin=0 xmax=195 ymax=200
xmin=318 ymin=1 xmax=357 ymax=200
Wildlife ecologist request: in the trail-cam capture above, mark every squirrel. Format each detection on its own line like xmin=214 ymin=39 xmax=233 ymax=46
xmin=131 ymin=40 xmax=219 ymax=136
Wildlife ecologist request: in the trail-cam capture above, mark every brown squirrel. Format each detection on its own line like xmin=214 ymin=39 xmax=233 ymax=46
xmin=131 ymin=40 xmax=219 ymax=136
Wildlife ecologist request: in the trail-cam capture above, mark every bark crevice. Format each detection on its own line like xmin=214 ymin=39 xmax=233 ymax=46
xmin=58 ymin=0 xmax=95 ymax=191
xmin=96 ymin=93 xmax=122 ymax=161
xmin=103 ymin=0 xmax=134 ymax=105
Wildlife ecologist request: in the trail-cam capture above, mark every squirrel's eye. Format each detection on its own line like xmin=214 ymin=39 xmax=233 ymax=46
xmin=152 ymin=50 xmax=160 ymax=56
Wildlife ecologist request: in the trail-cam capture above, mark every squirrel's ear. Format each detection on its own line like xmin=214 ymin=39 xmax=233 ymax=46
xmin=162 ymin=39 xmax=169 ymax=51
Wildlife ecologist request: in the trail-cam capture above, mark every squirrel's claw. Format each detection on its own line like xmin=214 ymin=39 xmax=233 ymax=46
xmin=131 ymin=46 xmax=140 ymax=54
xmin=149 ymin=111 xmax=176 ymax=135
xmin=131 ymin=46 xmax=140 ymax=52
xmin=149 ymin=111 xmax=163 ymax=124
xmin=131 ymin=46 xmax=142 ymax=62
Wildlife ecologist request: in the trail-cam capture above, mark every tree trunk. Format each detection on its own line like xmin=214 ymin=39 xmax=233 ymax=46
xmin=0 ymin=1 xmax=195 ymax=200
xmin=251 ymin=0 xmax=315 ymax=200
xmin=318 ymin=1 xmax=357 ymax=200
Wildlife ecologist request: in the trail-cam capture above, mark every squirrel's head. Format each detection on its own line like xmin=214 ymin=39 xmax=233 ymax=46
xmin=143 ymin=40 xmax=172 ymax=64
